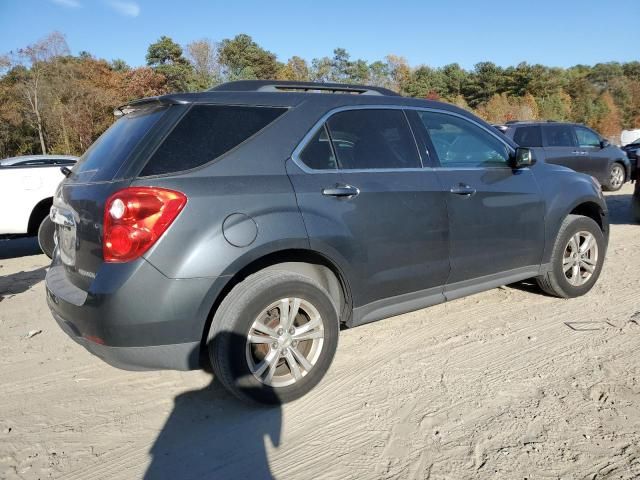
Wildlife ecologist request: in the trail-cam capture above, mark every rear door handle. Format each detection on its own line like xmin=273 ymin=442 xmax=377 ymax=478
xmin=322 ymin=184 xmax=360 ymax=198
xmin=449 ymin=183 xmax=476 ymax=197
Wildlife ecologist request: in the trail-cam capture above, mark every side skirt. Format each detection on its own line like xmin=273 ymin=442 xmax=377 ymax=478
xmin=348 ymin=265 xmax=548 ymax=328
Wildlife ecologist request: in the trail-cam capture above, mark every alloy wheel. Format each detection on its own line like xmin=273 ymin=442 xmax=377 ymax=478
xmin=562 ymin=231 xmax=598 ymax=286
xmin=610 ymin=165 xmax=624 ymax=189
xmin=246 ymin=298 xmax=325 ymax=387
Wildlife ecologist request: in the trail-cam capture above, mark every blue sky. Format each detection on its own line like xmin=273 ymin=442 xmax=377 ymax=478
xmin=0 ymin=0 xmax=638 ymax=69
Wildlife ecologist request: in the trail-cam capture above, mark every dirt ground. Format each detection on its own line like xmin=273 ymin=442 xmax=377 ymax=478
xmin=1 ymin=185 xmax=639 ymax=480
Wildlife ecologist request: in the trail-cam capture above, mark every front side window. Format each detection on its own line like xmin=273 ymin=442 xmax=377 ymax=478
xmin=417 ymin=111 xmax=509 ymax=167
xmin=575 ymin=126 xmax=601 ymax=148
xmin=545 ymin=125 xmax=577 ymax=147
xmin=325 ymin=109 xmax=421 ymax=170
xmin=141 ymin=105 xmax=286 ymax=176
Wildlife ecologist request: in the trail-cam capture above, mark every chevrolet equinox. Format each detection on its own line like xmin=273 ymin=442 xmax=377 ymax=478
xmin=46 ymin=81 xmax=609 ymax=404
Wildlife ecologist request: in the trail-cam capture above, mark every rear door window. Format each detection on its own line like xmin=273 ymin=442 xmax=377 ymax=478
xmin=544 ymin=125 xmax=577 ymax=147
xmin=513 ymin=126 xmax=543 ymax=147
xmin=325 ymin=109 xmax=421 ymax=170
xmin=141 ymin=105 xmax=286 ymax=176
xmin=298 ymin=125 xmax=337 ymax=170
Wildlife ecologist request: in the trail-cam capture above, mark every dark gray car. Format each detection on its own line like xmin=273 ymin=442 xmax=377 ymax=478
xmin=46 ymin=81 xmax=609 ymax=404
xmin=497 ymin=121 xmax=630 ymax=191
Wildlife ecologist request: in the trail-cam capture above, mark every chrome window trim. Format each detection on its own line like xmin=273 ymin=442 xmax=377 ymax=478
xmin=291 ymin=105 xmax=517 ymax=174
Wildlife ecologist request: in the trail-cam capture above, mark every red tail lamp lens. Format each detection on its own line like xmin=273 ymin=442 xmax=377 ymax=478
xmin=103 ymin=187 xmax=187 ymax=262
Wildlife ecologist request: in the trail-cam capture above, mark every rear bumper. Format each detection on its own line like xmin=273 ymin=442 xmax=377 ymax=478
xmin=51 ymin=308 xmax=200 ymax=370
xmin=46 ymin=257 xmax=222 ymax=370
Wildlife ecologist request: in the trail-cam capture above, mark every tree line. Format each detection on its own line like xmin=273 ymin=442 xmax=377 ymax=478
xmin=1 ymin=31 xmax=639 ymax=158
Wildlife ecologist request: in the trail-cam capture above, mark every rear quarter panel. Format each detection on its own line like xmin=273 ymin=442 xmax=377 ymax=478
xmin=135 ymin=107 xmax=315 ymax=280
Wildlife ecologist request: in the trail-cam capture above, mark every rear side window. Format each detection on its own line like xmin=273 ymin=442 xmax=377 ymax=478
xmin=544 ymin=125 xmax=576 ymax=147
xmin=512 ymin=126 xmax=543 ymax=147
xmin=325 ymin=109 xmax=421 ymax=169
xmin=141 ymin=105 xmax=286 ymax=176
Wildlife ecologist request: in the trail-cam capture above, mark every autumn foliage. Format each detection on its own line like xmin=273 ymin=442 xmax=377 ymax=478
xmin=1 ymin=32 xmax=639 ymax=158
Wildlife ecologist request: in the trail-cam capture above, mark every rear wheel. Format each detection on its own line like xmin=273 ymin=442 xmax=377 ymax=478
xmin=37 ymin=215 xmax=55 ymax=259
xmin=208 ymin=269 xmax=340 ymax=404
xmin=536 ymin=214 xmax=605 ymax=298
xmin=604 ymin=163 xmax=625 ymax=191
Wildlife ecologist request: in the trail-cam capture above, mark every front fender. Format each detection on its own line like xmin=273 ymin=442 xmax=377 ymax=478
xmin=534 ymin=163 xmax=608 ymax=265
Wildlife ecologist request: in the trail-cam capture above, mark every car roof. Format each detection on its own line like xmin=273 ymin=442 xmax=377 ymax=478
xmin=114 ymin=80 xmax=519 ymax=151
xmin=499 ymin=121 xmax=582 ymax=128
xmin=116 ymin=80 xmax=475 ymax=118
xmin=0 ymin=154 xmax=79 ymax=166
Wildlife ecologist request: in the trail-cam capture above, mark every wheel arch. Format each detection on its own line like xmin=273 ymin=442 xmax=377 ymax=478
xmin=198 ymin=248 xmax=352 ymax=367
xmin=27 ymin=197 xmax=53 ymax=235
xmin=569 ymin=200 xmax=606 ymax=233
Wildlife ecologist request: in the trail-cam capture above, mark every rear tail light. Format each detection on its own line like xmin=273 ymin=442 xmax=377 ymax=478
xmin=103 ymin=187 xmax=187 ymax=262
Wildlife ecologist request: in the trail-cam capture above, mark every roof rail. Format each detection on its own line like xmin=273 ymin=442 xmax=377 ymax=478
xmin=209 ymin=80 xmax=400 ymax=96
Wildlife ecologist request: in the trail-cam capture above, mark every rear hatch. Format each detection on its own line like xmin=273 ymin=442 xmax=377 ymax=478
xmin=52 ymin=104 xmax=172 ymax=290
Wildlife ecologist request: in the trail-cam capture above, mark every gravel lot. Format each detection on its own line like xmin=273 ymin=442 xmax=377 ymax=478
xmin=1 ymin=184 xmax=639 ymax=480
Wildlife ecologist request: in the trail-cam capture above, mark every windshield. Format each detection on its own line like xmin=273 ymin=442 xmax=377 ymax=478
xmin=69 ymin=107 xmax=166 ymax=183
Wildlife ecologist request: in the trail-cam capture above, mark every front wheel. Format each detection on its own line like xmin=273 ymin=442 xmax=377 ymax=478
xmin=536 ymin=214 xmax=605 ymax=298
xmin=632 ymin=183 xmax=640 ymax=223
xmin=604 ymin=163 xmax=625 ymax=191
xmin=208 ymin=269 xmax=340 ymax=404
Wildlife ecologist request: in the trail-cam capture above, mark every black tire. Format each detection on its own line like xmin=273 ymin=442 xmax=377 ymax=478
xmin=536 ymin=214 xmax=605 ymax=298
xmin=603 ymin=163 xmax=625 ymax=191
xmin=37 ymin=215 xmax=55 ymax=259
xmin=208 ymin=268 xmax=340 ymax=405
xmin=632 ymin=183 xmax=640 ymax=223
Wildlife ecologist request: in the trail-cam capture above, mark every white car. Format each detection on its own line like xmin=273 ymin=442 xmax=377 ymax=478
xmin=0 ymin=155 xmax=78 ymax=238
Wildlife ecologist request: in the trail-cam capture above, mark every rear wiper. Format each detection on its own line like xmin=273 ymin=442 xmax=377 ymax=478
xmin=60 ymin=166 xmax=72 ymax=178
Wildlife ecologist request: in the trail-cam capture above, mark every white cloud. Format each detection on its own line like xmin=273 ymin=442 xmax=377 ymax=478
xmin=108 ymin=1 xmax=140 ymax=17
xmin=51 ymin=0 xmax=81 ymax=7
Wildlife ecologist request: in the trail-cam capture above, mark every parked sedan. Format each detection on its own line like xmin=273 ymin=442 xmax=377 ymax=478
xmin=0 ymin=155 xmax=77 ymax=255
xmin=498 ymin=121 xmax=631 ymax=191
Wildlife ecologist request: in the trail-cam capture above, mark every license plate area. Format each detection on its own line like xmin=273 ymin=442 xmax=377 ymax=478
xmin=51 ymin=206 xmax=77 ymax=266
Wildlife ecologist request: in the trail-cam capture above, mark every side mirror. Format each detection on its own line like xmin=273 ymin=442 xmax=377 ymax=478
xmin=511 ymin=147 xmax=535 ymax=168
xmin=600 ymin=139 xmax=610 ymax=149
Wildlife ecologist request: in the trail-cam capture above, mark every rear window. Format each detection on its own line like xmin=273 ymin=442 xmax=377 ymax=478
xmin=140 ymin=105 xmax=286 ymax=176
xmin=512 ymin=126 xmax=543 ymax=147
xmin=70 ymin=107 xmax=166 ymax=183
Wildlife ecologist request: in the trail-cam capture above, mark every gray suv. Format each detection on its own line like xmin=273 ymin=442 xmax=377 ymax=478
xmin=46 ymin=81 xmax=609 ymax=404
xmin=497 ymin=121 xmax=630 ymax=191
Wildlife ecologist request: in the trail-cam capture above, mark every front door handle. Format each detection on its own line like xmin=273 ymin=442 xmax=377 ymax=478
xmin=322 ymin=184 xmax=360 ymax=198
xmin=449 ymin=183 xmax=476 ymax=197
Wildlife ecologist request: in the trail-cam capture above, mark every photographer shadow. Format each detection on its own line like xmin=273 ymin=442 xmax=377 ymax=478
xmin=145 ymin=334 xmax=282 ymax=480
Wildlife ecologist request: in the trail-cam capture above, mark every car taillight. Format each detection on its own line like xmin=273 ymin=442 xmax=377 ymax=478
xmin=103 ymin=187 xmax=187 ymax=262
